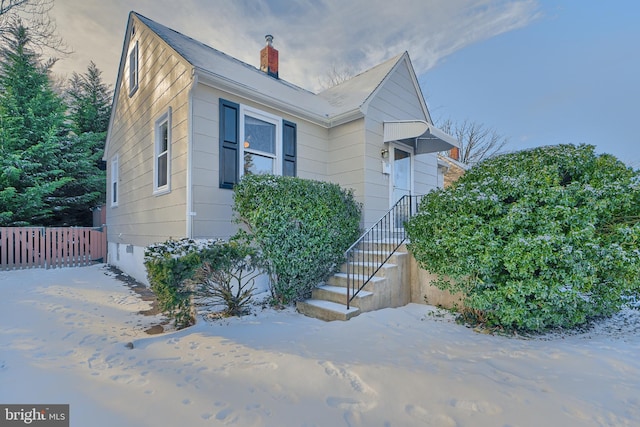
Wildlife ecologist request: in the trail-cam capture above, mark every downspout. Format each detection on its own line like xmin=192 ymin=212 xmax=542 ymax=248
xmin=186 ymin=69 xmax=199 ymax=238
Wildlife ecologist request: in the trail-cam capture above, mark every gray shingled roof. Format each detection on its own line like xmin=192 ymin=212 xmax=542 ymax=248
xmin=134 ymin=12 xmax=402 ymax=122
xmin=316 ymin=53 xmax=404 ymax=111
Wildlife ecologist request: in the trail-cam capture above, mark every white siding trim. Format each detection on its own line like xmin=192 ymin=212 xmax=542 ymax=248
xmin=186 ymin=74 xmax=198 ymax=238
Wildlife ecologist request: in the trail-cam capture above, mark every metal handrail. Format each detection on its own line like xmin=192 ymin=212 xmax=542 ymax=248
xmin=345 ymin=195 xmax=422 ymax=309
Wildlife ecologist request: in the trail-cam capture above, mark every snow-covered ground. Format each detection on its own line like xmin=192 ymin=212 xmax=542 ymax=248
xmin=1 ymin=264 xmax=639 ymax=427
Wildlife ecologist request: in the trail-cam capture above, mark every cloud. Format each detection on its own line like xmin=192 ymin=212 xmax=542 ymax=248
xmin=187 ymin=0 xmax=542 ymax=91
xmin=50 ymin=0 xmax=541 ymax=92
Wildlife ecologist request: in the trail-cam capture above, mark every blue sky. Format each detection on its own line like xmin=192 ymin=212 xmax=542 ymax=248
xmin=423 ymin=1 xmax=640 ymax=167
xmin=50 ymin=0 xmax=639 ymax=167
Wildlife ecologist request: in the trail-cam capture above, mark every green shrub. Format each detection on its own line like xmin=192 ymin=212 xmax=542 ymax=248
xmin=406 ymin=144 xmax=640 ymax=332
xmin=144 ymin=238 xmax=259 ymax=328
xmin=233 ymin=174 xmax=361 ymax=304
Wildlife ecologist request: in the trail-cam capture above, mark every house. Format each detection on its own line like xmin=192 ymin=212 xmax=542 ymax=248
xmin=438 ymin=147 xmax=468 ymax=188
xmin=104 ymin=11 xmax=458 ymax=286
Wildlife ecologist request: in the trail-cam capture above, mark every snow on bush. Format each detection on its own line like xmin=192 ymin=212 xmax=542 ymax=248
xmin=144 ymin=238 xmax=258 ymax=328
xmin=406 ymin=144 xmax=640 ymax=332
xmin=233 ymin=174 xmax=361 ymax=304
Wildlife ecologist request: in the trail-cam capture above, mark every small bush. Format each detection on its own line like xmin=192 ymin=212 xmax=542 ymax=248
xmin=144 ymin=238 xmax=259 ymax=327
xmin=188 ymin=243 xmax=260 ymax=317
xmin=406 ymin=144 xmax=640 ymax=332
xmin=233 ymin=175 xmax=361 ymax=304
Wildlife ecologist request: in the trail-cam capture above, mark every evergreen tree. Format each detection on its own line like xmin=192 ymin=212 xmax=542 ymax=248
xmin=0 ymin=21 xmax=70 ymax=226
xmin=47 ymin=61 xmax=112 ymax=226
xmin=66 ymin=61 xmax=111 ymax=134
xmin=48 ymin=131 xmax=106 ymax=225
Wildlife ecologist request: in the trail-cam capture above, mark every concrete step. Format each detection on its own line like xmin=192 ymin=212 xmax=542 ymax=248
xmin=348 ymin=249 xmax=408 ymax=265
xmin=354 ymin=246 xmax=409 ymax=263
xmin=352 ymin=240 xmax=408 ymax=252
xmin=312 ymin=284 xmax=373 ymax=306
xmin=296 ymin=299 xmax=360 ymax=321
xmin=339 ymin=261 xmax=397 ymax=277
xmin=327 ymin=273 xmax=386 ymax=291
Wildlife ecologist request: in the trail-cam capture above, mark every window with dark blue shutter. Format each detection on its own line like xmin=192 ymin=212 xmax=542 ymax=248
xmin=283 ymin=120 xmax=296 ymax=177
xmin=219 ymin=99 xmax=239 ymax=189
xmin=219 ymin=98 xmax=297 ymax=187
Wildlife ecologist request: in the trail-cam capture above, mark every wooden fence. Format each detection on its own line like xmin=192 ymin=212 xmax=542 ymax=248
xmin=0 ymin=227 xmax=107 ymax=270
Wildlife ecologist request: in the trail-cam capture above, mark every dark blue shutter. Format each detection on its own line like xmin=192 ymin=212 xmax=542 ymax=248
xmin=283 ymin=120 xmax=297 ymax=177
xmin=219 ymin=99 xmax=239 ymax=189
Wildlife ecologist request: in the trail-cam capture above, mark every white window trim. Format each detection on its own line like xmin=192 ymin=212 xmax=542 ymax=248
xmin=129 ymin=41 xmax=139 ymax=96
xmin=154 ymin=108 xmax=172 ymax=195
xmin=110 ymin=155 xmax=119 ymax=207
xmin=239 ymin=105 xmax=282 ymax=177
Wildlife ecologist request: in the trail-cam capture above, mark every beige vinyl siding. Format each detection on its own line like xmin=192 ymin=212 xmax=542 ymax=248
xmin=190 ymin=85 xmax=330 ymax=239
xmin=296 ymin=123 xmax=329 ymax=182
xmin=368 ymin=63 xmax=426 ymax=119
xmin=189 ymin=86 xmax=227 ymax=238
xmin=362 ymin=121 xmax=389 ymax=226
xmin=327 ymin=119 xmax=366 ymax=211
xmin=106 ymin=16 xmax=192 ymax=247
xmin=413 ymin=153 xmax=438 ymax=195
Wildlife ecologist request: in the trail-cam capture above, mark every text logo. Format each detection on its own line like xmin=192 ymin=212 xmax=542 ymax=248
xmin=0 ymin=405 xmax=69 ymax=426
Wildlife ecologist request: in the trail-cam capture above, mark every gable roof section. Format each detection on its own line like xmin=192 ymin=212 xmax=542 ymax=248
xmin=106 ymin=12 xmax=451 ymax=157
xmin=317 ymin=52 xmax=433 ymax=124
xmin=317 ymin=53 xmax=403 ymax=118
xmin=134 ymin=13 xmax=335 ymax=124
xmin=104 ymin=13 xmax=136 ymax=160
xmin=127 ymin=12 xmax=432 ymax=127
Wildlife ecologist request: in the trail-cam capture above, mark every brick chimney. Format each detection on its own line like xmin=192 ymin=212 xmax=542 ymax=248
xmin=260 ymin=35 xmax=279 ymax=79
xmin=449 ymin=146 xmax=460 ymax=161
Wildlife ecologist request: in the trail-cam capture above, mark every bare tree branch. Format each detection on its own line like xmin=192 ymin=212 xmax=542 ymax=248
xmin=438 ymin=118 xmax=508 ymax=165
xmin=0 ymin=0 xmax=30 ymax=15
xmin=0 ymin=0 xmax=69 ymax=54
xmin=318 ymin=62 xmax=357 ymax=90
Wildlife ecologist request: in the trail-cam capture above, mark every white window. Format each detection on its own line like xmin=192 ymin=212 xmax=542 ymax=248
xmin=129 ymin=41 xmax=138 ymax=96
xmin=110 ymin=155 xmax=119 ymax=207
xmin=154 ymin=109 xmax=171 ymax=194
xmin=240 ymin=106 xmax=281 ymax=176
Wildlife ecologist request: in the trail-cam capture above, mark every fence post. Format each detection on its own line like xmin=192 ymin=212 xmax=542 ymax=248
xmin=101 ymin=226 xmax=107 ymax=263
xmin=0 ymin=228 xmax=6 ymax=269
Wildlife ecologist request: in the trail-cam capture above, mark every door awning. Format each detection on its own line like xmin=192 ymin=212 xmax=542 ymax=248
xmin=383 ymin=120 xmax=459 ymax=154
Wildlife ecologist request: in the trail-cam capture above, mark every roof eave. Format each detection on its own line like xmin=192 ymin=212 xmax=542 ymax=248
xmin=104 ymin=12 xmax=137 ymax=160
xmin=195 ymin=68 xmax=361 ymax=128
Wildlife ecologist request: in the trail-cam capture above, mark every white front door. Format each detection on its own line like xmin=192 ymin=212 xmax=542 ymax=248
xmin=390 ymin=145 xmax=412 ymax=206
xmin=389 ymin=145 xmax=413 ymax=230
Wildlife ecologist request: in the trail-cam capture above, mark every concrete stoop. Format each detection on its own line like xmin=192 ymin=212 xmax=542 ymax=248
xmin=296 ymin=243 xmax=410 ymax=321
xmin=295 ymin=299 xmax=360 ymax=321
